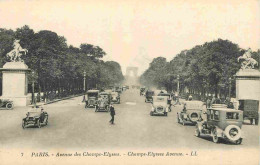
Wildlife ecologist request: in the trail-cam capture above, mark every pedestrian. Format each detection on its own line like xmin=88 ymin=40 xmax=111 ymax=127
xmin=109 ymin=104 xmax=116 ymax=124
xmin=82 ymin=94 xmax=86 ymax=102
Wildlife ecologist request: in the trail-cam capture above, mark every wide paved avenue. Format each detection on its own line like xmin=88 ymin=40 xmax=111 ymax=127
xmin=0 ymin=89 xmax=259 ymax=150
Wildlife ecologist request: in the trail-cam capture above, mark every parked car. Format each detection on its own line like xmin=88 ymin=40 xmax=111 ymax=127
xmin=85 ymin=90 xmax=99 ymax=108
xmin=22 ymin=106 xmax=48 ymax=129
xmin=111 ymin=92 xmax=120 ymax=104
xmin=145 ymin=90 xmax=154 ymax=103
xmin=0 ymin=99 xmax=13 ymax=110
xmin=158 ymin=93 xmax=172 ymax=111
xmin=195 ymin=107 xmax=243 ymax=144
xmin=238 ymin=99 xmax=259 ymax=125
xmin=150 ymin=96 xmax=169 ymax=116
xmin=177 ymin=101 xmax=203 ymax=125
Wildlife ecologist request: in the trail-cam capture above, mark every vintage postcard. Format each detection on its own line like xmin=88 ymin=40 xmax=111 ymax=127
xmin=0 ymin=0 xmax=259 ymax=164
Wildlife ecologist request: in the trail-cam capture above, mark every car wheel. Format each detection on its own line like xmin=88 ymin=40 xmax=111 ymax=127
xmin=224 ymin=125 xmax=241 ymax=141
xmin=37 ymin=119 xmax=41 ymax=128
xmin=150 ymin=112 xmax=153 ymax=116
xmin=6 ymin=103 xmax=13 ymax=110
xmin=22 ymin=120 xmax=26 ymax=129
xmin=177 ymin=115 xmax=180 ymax=123
xmin=255 ymin=119 xmax=259 ymax=125
xmin=145 ymin=99 xmax=147 ymax=103
xmin=165 ymin=112 xmax=168 ymax=116
xmin=195 ymin=126 xmax=200 ymax=137
xmin=182 ymin=121 xmax=185 ymax=126
xmin=235 ymin=138 xmax=243 ymax=145
xmin=212 ymin=128 xmax=219 ymax=143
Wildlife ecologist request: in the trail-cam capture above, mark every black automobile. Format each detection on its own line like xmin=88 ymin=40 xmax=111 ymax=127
xmin=22 ymin=107 xmax=48 ymax=128
xmin=145 ymin=90 xmax=154 ymax=103
xmin=0 ymin=99 xmax=13 ymax=110
xmin=238 ymin=99 xmax=259 ymax=125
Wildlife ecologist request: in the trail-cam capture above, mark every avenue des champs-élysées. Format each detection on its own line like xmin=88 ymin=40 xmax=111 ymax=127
xmin=0 ymin=0 xmax=259 ymax=165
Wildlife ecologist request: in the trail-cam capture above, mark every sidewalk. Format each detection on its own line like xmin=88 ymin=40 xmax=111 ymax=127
xmin=30 ymin=93 xmax=84 ymax=106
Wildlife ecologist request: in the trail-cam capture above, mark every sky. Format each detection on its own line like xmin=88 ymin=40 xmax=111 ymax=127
xmin=0 ymin=0 xmax=259 ymax=75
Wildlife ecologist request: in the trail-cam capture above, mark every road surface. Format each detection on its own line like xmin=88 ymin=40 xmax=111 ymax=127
xmin=0 ymin=89 xmax=259 ymax=151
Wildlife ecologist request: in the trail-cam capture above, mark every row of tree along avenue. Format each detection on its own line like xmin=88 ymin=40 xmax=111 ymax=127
xmin=0 ymin=25 xmax=124 ymax=100
xmin=140 ymin=39 xmax=260 ymax=100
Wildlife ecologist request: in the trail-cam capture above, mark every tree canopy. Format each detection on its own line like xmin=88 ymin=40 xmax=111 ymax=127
xmin=140 ymin=39 xmax=260 ymax=98
xmin=0 ymin=25 xmax=124 ymax=97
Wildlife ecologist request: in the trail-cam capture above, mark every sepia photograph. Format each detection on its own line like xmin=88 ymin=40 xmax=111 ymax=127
xmin=0 ymin=0 xmax=259 ymax=164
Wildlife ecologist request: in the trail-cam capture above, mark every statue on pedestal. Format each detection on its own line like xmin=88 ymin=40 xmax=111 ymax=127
xmin=237 ymin=48 xmax=258 ymax=69
xmin=6 ymin=39 xmax=28 ymax=62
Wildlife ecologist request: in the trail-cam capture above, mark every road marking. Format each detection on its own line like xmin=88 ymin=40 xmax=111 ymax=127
xmin=125 ymin=102 xmax=136 ymax=105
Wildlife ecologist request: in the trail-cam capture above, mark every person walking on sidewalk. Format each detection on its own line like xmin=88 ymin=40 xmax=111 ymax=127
xmin=109 ymin=104 xmax=116 ymax=124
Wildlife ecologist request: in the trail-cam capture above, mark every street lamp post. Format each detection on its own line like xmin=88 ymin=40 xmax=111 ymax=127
xmin=32 ymin=71 xmax=35 ymax=105
xmin=83 ymin=71 xmax=86 ymax=92
xmin=177 ymin=75 xmax=180 ymax=94
xmin=228 ymin=77 xmax=232 ymax=98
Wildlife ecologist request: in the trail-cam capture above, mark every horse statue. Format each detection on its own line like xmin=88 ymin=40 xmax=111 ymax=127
xmin=237 ymin=48 xmax=258 ymax=69
xmin=6 ymin=39 xmax=28 ymax=62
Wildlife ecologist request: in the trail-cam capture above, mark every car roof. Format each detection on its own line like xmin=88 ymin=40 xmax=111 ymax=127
xmin=208 ymin=108 xmax=243 ymax=113
xmin=87 ymin=90 xmax=99 ymax=93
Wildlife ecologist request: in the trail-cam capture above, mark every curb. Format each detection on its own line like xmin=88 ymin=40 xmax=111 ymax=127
xmin=43 ymin=94 xmax=84 ymax=105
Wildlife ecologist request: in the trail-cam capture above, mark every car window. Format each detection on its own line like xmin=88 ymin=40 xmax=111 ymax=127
xmin=226 ymin=112 xmax=239 ymax=120
xmin=213 ymin=110 xmax=220 ymax=120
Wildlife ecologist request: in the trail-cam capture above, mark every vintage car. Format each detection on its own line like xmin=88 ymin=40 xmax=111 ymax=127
xmin=145 ymin=90 xmax=154 ymax=103
xmin=85 ymin=90 xmax=99 ymax=108
xmin=114 ymin=86 xmax=122 ymax=94
xmin=150 ymin=96 xmax=169 ymax=116
xmin=140 ymin=87 xmax=146 ymax=96
xmin=158 ymin=93 xmax=172 ymax=111
xmin=99 ymin=92 xmax=111 ymax=103
xmin=0 ymin=99 xmax=14 ymax=110
xmin=95 ymin=98 xmax=110 ymax=112
xmin=111 ymin=92 xmax=120 ymax=104
xmin=195 ymin=108 xmax=243 ymax=144
xmin=238 ymin=99 xmax=259 ymax=125
xmin=22 ymin=106 xmax=48 ymax=128
xmin=95 ymin=92 xmax=111 ymax=112
xmin=177 ymin=101 xmax=203 ymax=125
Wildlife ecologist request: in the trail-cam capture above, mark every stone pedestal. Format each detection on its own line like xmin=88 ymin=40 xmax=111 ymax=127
xmin=0 ymin=62 xmax=30 ymax=106
xmin=235 ymin=69 xmax=260 ymax=112
xmin=235 ymin=69 xmax=260 ymax=100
